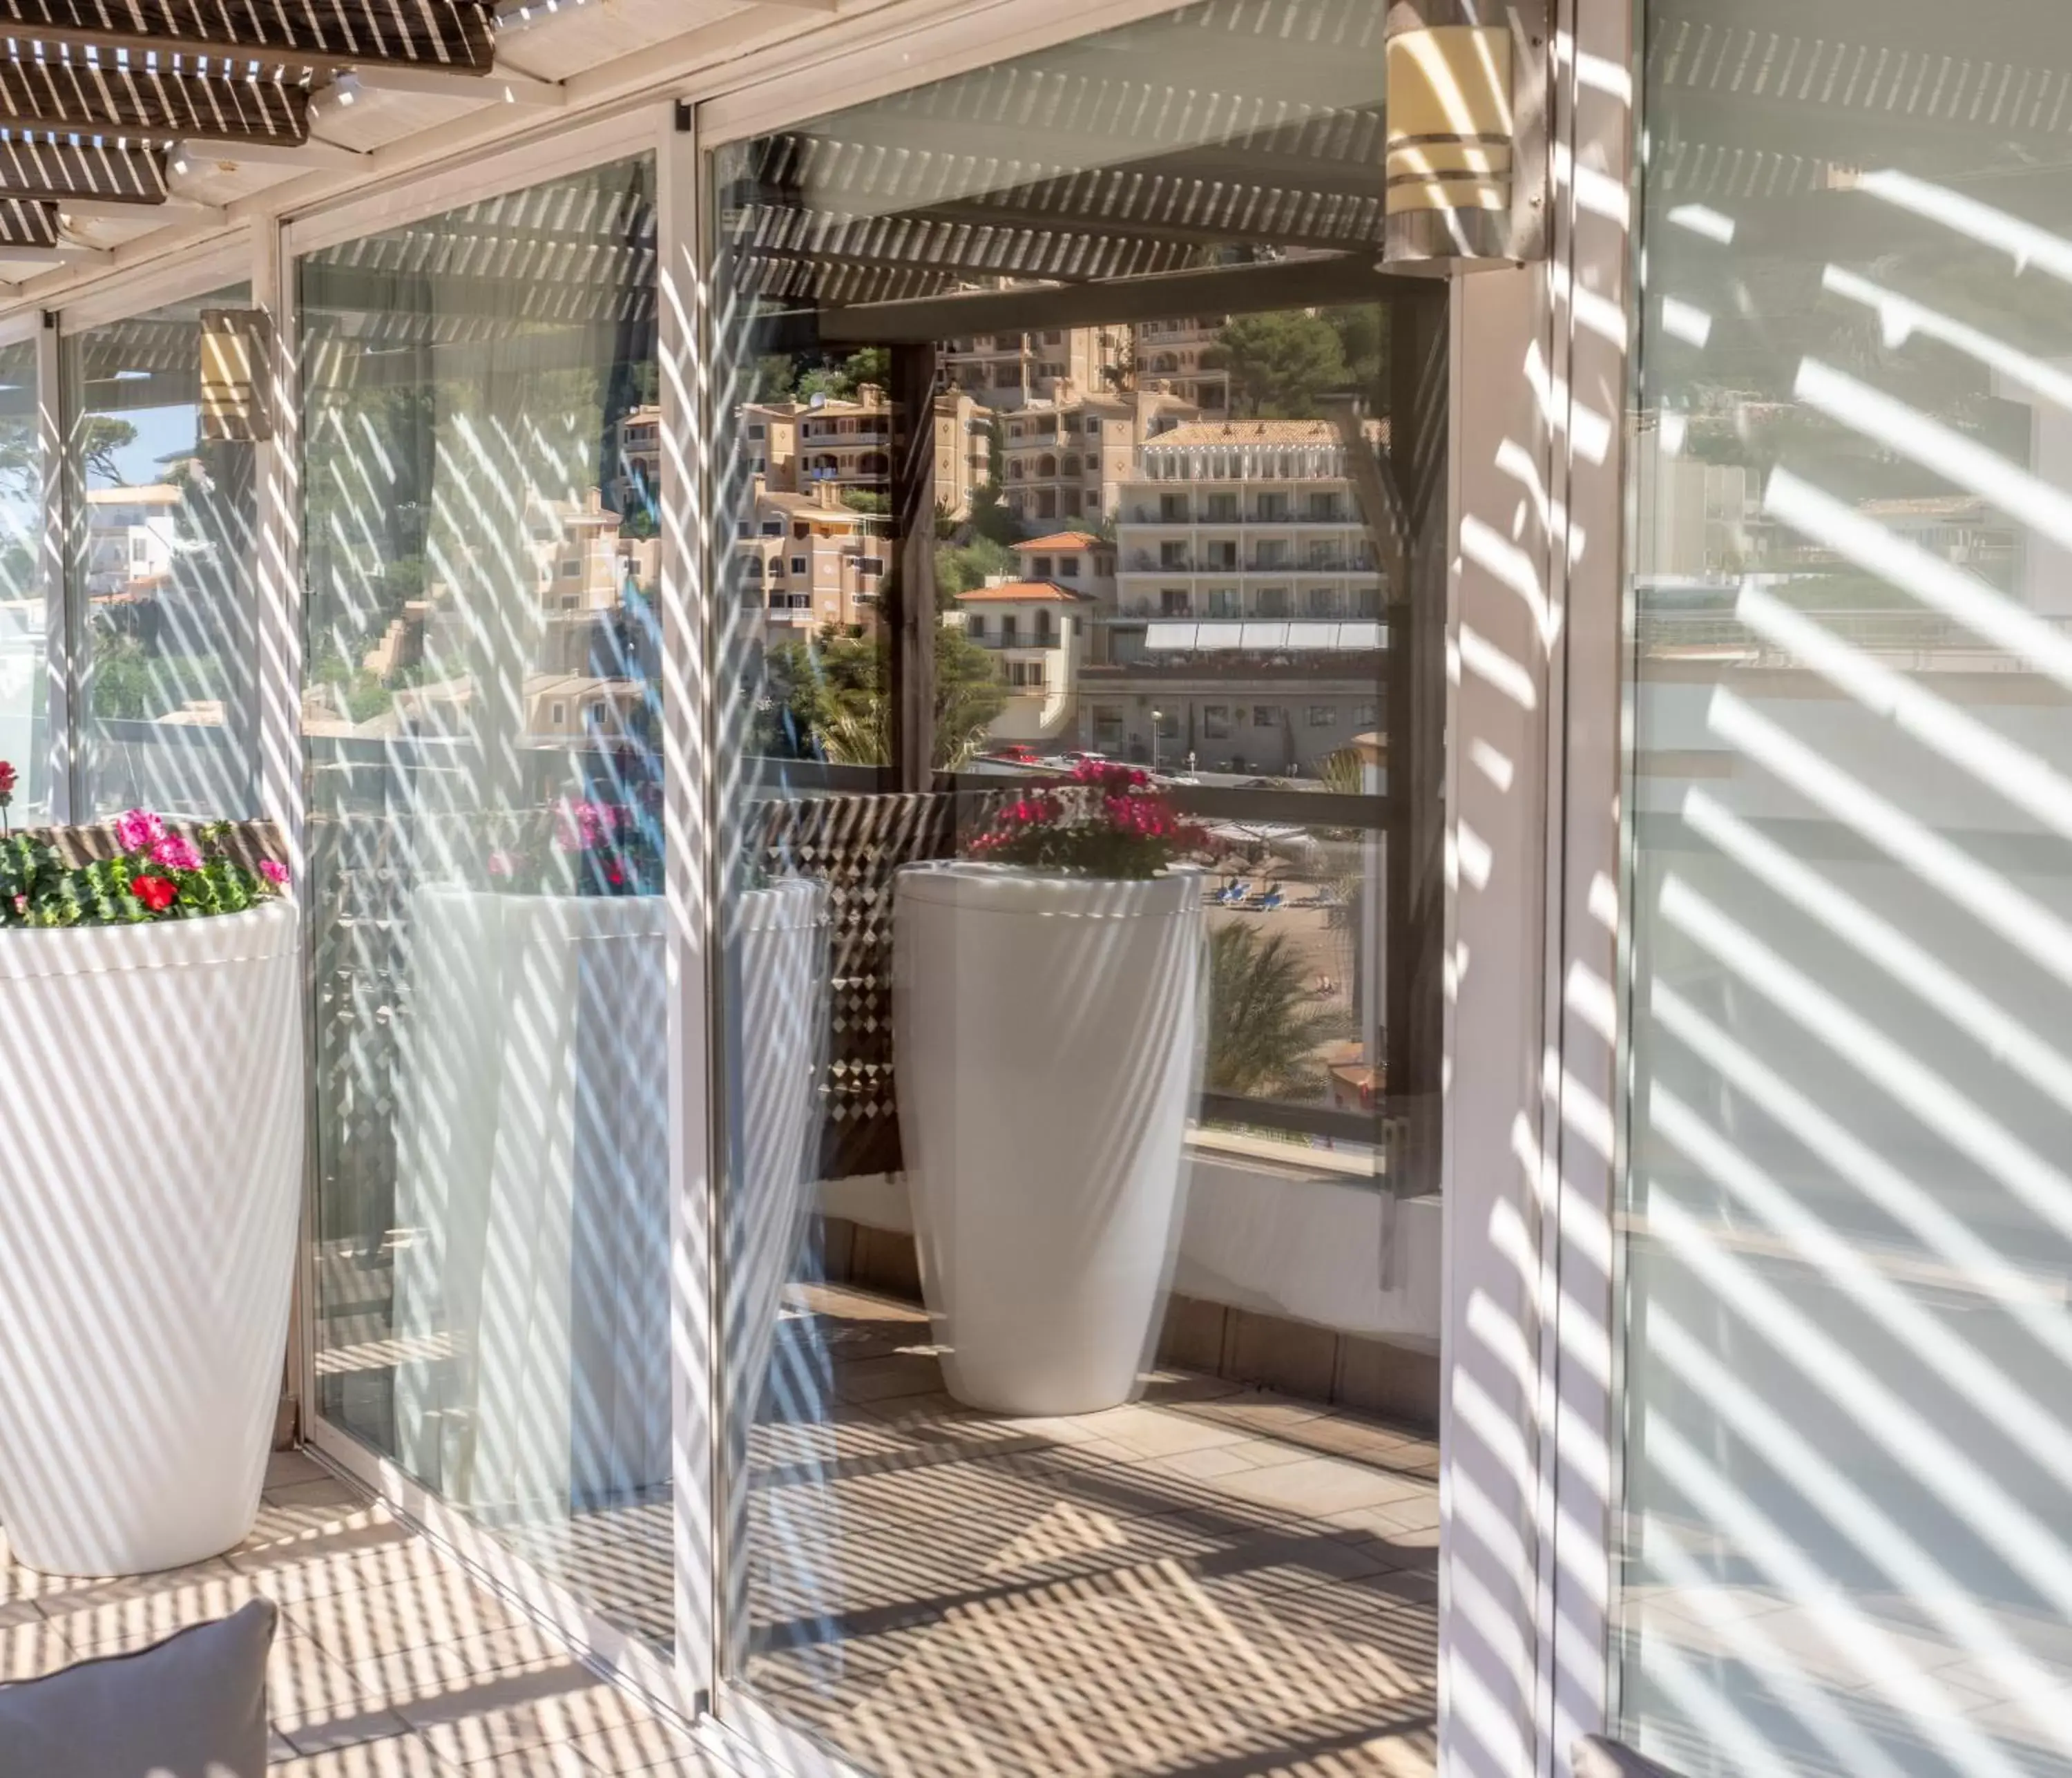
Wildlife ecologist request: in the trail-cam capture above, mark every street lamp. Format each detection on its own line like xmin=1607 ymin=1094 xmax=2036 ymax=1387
xmin=1150 ymin=707 xmax=1162 ymax=774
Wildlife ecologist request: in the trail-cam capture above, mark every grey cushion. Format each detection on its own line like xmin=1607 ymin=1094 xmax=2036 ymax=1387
xmin=0 ymin=1596 xmax=276 ymax=1778
xmin=1573 ymin=1735 xmax=1688 ymax=1778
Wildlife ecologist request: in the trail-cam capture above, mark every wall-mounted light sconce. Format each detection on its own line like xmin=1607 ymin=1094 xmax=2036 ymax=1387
xmin=1383 ymin=1 xmax=1544 ymax=269
xmin=199 ymin=308 xmax=274 ymax=443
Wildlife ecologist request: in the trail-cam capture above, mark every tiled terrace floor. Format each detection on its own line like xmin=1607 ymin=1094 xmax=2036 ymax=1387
xmin=733 ymin=1283 xmax=1440 ymax=1778
xmin=0 ymin=1452 xmax=725 ymax=1776
xmin=300 ymin=1268 xmax=1442 ymax=1778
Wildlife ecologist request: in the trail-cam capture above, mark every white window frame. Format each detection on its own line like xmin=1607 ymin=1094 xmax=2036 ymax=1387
xmin=278 ymin=102 xmax=716 ymax=1741
xmin=0 ymin=305 xmax=66 ymax=824
xmin=1535 ymin=0 xmax=1640 ymax=1769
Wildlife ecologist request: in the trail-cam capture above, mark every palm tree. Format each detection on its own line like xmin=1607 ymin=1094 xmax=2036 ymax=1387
xmin=1204 ymin=923 xmax=1334 ymax=1100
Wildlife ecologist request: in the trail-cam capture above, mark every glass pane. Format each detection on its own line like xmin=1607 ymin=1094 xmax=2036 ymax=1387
xmin=0 ymin=340 xmax=41 ymax=820
xmin=300 ymin=155 xmax=669 ymax=1648
xmin=710 ymin=3 xmax=1446 ymax=1772
xmin=68 ymin=285 xmax=258 ymax=820
xmin=1620 ymin=3 xmax=2072 ymax=1774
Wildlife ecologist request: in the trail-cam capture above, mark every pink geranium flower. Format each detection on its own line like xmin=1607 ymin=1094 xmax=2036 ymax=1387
xmin=150 ymin=834 xmax=204 ymax=872
xmin=552 ymin=798 xmax=619 ymax=854
xmin=258 ymin=858 xmax=290 ymax=887
xmin=113 ymin=809 xmax=166 ymax=852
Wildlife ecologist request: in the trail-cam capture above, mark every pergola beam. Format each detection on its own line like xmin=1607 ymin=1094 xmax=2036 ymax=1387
xmin=175 ymin=134 xmax=363 ymax=173
xmin=0 ymin=59 xmax=310 ymax=146
xmin=0 ymin=1 xmax=498 ymax=77
xmin=57 ymin=190 xmax=225 ymax=224
xmin=349 ymin=63 xmax=563 ymax=107
xmin=0 ymin=135 xmax=164 ymax=204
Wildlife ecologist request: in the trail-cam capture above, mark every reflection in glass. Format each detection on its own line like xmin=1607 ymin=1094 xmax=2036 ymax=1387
xmin=0 ymin=341 xmax=41 ymax=816
xmin=300 ymin=155 xmax=671 ymax=1647
xmin=68 ymin=286 xmax=258 ymax=819
xmin=711 ymin=3 xmax=1446 ymax=1772
xmin=1620 ymin=4 xmax=2072 ymax=1775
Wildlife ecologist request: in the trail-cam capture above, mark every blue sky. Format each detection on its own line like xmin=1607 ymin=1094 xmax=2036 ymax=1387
xmin=95 ymin=403 xmax=201 ymax=487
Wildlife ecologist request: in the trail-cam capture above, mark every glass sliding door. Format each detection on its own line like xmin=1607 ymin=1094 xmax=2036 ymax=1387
xmin=1618 ymin=1 xmax=2072 ymax=1774
xmin=705 ymin=4 xmax=1448 ymax=1772
xmin=300 ymin=153 xmax=673 ymax=1647
xmin=0 ymin=338 xmax=42 ymax=818
xmin=65 ymin=287 xmax=260 ymax=820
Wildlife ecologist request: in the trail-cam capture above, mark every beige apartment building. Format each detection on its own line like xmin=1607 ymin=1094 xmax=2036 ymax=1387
xmin=739 ymin=399 xmax=803 ymax=491
xmin=612 ymin=403 xmax=662 ymax=519
xmin=1087 ymin=419 xmax=1386 ymax=774
xmin=386 ymin=669 xmax=647 ymax=743
xmin=939 ymin=326 xmax=1126 ymax=411
xmin=932 ymin=390 xmax=992 ymax=521
xmin=735 ymin=477 xmax=890 ymax=637
xmin=1000 ymin=385 xmax=1198 ymax=525
xmin=740 ymin=385 xmax=988 ymax=518
xmin=371 ymin=486 xmax=658 ymax=703
xmin=1008 ymin=531 xmax=1117 ymax=660
xmin=1009 ymin=531 xmax=1115 ymax=602
xmin=81 ymin=483 xmax=184 ymax=600
xmin=528 ymin=487 xmax=647 ymax=615
xmin=1111 ymin=419 xmax=1383 ymax=637
xmin=740 ymin=388 xmax=888 ymax=498
xmin=952 ymin=579 xmax=1093 ymax=743
xmin=1133 ymin=317 xmax=1229 ymax=412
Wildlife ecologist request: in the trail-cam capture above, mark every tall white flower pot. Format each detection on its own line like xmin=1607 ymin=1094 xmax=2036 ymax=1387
xmin=893 ymin=864 xmax=1203 ymax=1416
xmin=394 ymin=879 xmax=825 ymax=1517
xmin=0 ymin=900 xmax=303 ymax=1576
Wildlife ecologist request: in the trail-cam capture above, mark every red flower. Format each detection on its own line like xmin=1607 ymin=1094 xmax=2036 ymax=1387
xmin=131 ymin=874 xmax=177 ymax=912
xmin=0 ymin=759 xmax=15 ymax=799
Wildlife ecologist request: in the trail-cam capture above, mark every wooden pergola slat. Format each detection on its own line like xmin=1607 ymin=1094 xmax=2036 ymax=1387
xmin=0 ymin=134 xmax=164 ymax=202
xmin=0 ymin=58 xmax=311 ymax=144
xmin=0 ymin=194 xmax=55 ymax=243
xmin=0 ymin=1 xmax=497 ymax=75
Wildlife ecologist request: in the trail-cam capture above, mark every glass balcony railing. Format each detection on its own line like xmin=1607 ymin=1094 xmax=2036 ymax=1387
xmin=1122 ymin=507 xmax=1359 ymax=526
xmin=1109 ymin=594 xmax=1383 ymax=622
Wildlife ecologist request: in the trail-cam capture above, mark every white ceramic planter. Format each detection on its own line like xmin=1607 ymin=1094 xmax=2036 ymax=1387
xmin=893 ymin=864 xmax=1203 ymax=1415
xmin=394 ymin=879 xmax=825 ymax=1516
xmin=0 ymin=900 xmax=303 ymax=1576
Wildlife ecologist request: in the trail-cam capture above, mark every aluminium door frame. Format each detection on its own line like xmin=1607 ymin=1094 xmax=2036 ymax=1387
xmin=680 ymin=1 xmax=1633 ymax=1773
xmin=1530 ymin=0 xmax=1638 ymax=1770
xmin=284 ymin=97 xmax=718 ymax=1737
xmin=0 ymin=306 xmax=58 ymax=825
xmin=0 ymin=305 xmax=73 ymax=828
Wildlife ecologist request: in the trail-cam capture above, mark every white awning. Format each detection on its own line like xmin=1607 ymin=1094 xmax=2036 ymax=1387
xmin=1142 ymin=623 xmax=1197 ymax=649
xmin=1138 ymin=619 xmax=1385 ymax=651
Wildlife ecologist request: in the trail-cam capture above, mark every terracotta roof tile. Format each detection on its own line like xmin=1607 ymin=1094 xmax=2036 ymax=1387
xmin=1013 ymin=531 xmax=1103 ymax=551
xmin=955 ymin=581 xmax=1094 ymax=603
